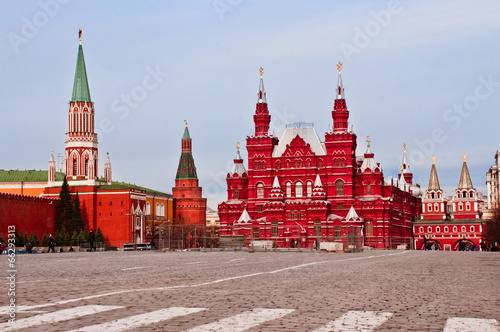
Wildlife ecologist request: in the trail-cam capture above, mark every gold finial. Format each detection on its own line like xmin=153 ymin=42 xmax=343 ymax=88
xmin=431 ymin=155 xmax=436 ymax=164
xmin=79 ymin=29 xmax=82 ymax=45
xmin=337 ymin=61 xmax=343 ymax=74
xmin=184 ymin=120 xmax=188 ymax=127
xmin=366 ymin=136 xmax=371 ymax=143
xmin=236 ymin=142 xmax=240 ymax=150
xmin=259 ymin=67 xmax=263 ymax=79
xmin=403 ymin=143 xmax=406 ymax=152
xmin=462 ymin=153 xmax=467 ymax=161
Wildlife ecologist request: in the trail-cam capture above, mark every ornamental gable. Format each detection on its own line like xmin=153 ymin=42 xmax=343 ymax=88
xmin=281 ymin=135 xmax=316 ymax=158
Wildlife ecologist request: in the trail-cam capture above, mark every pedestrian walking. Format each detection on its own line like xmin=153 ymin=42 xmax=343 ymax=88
xmin=89 ymin=229 xmax=96 ymax=252
xmin=48 ymin=234 xmax=56 ymax=253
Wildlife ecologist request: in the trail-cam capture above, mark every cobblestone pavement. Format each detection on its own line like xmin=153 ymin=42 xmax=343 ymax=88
xmin=1 ymin=250 xmax=499 ymax=331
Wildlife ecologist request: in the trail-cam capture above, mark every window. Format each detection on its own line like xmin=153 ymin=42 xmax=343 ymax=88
xmin=161 ymin=203 xmax=165 ymax=217
xmin=121 ymin=201 xmax=123 ymax=206
xmin=258 ymin=206 xmax=263 ymax=213
xmin=257 ymin=183 xmax=264 ymax=199
xmin=234 ymin=188 xmax=239 ymax=199
xmin=366 ymin=222 xmax=373 ymax=236
xmin=469 ymin=192 xmax=474 ymax=198
xmin=419 ymin=227 xmax=423 ymax=233
xmin=73 ymin=160 xmax=77 ymax=175
xmin=461 ymin=226 xmax=466 ymax=232
xmin=110 ymin=201 xmax=112 ymax=206
xmin=434 ymin=203 xmax=439 ymax=211
xmin=337 ymin=204 xmax=343 ymax=210
xmin=306 ymin=181 xmax=312 ymax=197
xmin=334 ymin=227 xmax=341 ymax=240
xmin=286 ymin=182 xmax=291 ymax=198
xmin=297 ymin=210 xmax=302 ymax=220
xmin=156 ymin=203 xmax=160 ymax=216
xmin=462 ymin=191 xmax=467 ymax=198
xmin=453 ymin=226 xmax=457 ymax=233
xmin=436 ymin=226 xmax=440 ymax=233
xmin=427 ymin=203 xmax=432 ymax=212
xmin=253 ymin=228 xmax=260 ymax=239
xmin=290 ymin=211 xmax=295 ymax=220
xmin=367 ymin=184 xmax=371 ymax=195
xmin=272 ymin=221 xmax=278 ymax=237
xmin=335 ymin=180 xmax=344 ymax=196
xmin=295 ymin=182 xmax=303 ymax=198
xmin=85 ymin=160 xmax=88 ymax=176
xmin=307 ymin=159 xmax=310 ymax=167
xmin=466 ymin=203 xmax=471 ymax=211
xmin=276 ymin=161 xmax=280 ymax=169
xmin=470 ymin=226 xmax=475 ymax=232
xmin=431 ymin=192 xmax=435 ymax=199
xmin=314 ymin=220 xmax=321 ymax=237
xmin=427 ymin=226 xmax=432 ymax=233
xmin=99 ymin=202 xmax=102 ymax=206
xmin=146 ymin=202 xmax=150 ymax=215
xmin=286 ymin=160 xmax=290 ymax=168
xmin=318 ymin=159 xmax=322 ymax=168
xmin=444 ymin=226 xmax=448 ymax=233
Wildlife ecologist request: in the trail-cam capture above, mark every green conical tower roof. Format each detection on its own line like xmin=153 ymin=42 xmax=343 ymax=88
xmin=176 ymin=122 xmax=198 ymax=180
xmin=71 ymin=41 xmax=91 ymax=102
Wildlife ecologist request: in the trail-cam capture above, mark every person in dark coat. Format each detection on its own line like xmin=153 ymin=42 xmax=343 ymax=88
xmin=89 ymin=229 xmax=96 ymax=252
xmin=48 ymin=234 xmax=56 ymax=253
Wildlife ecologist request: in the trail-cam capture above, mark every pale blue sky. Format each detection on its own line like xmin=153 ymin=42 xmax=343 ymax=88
xmin=1 ymin=0 xmax=500 ymax=208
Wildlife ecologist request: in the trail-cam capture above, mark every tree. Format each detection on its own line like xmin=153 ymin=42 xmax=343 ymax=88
xmin=32 ymin=232 xmax=40 ymax=246
xmin=63 ymin=231 xmax=71 ymax=246
xmin=71 ymin=230 xmax=79 ymax=247
xmin=68 ymin=192 xmax=84 ymax=234
xmin=57 ymin=176 xmax=73 ymax=232
xmin=95 ymin=227 xmax=105 ymax=246
xmin=484 ymin=208 xmax=500 ymax=247
xmin=78 ymin=229 xmax=87 ymax=245
xmin=41 ymin=234 xmax=49 ymax=247
xmin=55 ymin=230 xmax=65 ymax=247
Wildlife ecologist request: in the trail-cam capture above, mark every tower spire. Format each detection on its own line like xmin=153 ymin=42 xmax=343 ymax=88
xmin=428 ymin=155 xmax=441 ymax=190
xmin=458 ymin=153 xmax=473 ymax=189
xmin=399 ymin=143 xmax=413 ymax=184
xmin=332 ymin=61 xmax=349 ymax=133
xmin=71 ymin=29 xmax=91 ymax=102
xmin=254 ymin=67 xmax=270 ymax=136
xmin=176 ymin=121 xmax=198 ymax=180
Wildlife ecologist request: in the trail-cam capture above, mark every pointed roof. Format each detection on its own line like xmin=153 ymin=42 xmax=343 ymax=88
xmin=71 ymin=34 xmax=91 ymax=102
xmin=272 ymin=176 xmax=280 ymax=188
xmin=257 ymin=66 xmax=267 ymax=103
xmin=401 ymin=143 xmax=411 ymax=174
xmin=269 ymin=176 xmax=284 ymax=200
xmin=237 ymin=209 xmax=251 ymax=223
xmin=314 ymin=174 xmax=322 ymax=187
xmin=336 ymin=62 xmax=345 ymax=100
xmin=182 ymin=121 xmax=191 ymax=139
xmin=49 ymin=149 xmax=55 ymax=163
xmin=458 ymin=153 xmax=473 ymax=189
xmin=360 ymin=136 xmax=380 ymax=172
xmin=428 ymin=156 xmax=441 ymax=191
xmin=231 ymin=143 xmax=246 ymax=176
xmin=312 ymin=174 xmax=326 ymax=200
xmin=345 ymin=206 xmax=361 ymax=222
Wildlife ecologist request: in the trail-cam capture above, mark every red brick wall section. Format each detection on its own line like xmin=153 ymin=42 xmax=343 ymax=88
xmin=0 ymin=193 xmax=58 ymax=239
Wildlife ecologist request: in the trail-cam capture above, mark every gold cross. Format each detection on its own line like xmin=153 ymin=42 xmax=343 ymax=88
xmin=366 ymin=136 xmax=371 ymax=143
xmin=431 ymin=155 xmax=436 ymax=163
xmin=236 ymin=142 xmax=240 ymax=149
xmin=259 ymin=67 xmax=263 ymax=79
xmin=337 ymin=61 xmax=343 ymax=74
xmin=462 ymin=153 xmax=467 ymax=161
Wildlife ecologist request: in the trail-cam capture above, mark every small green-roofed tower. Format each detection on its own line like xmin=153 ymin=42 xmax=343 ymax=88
xmin=71 ymin=31 xmax=91 ymax=102
xmin=176 ymin=121 xmax=198 ymax=180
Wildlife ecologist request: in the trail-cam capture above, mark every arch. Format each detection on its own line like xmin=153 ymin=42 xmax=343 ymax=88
xmin=276 ymin=160 xmax=281 ymax=169
xmin=334 ymin=226 xmax=341 ymax=240
xmin=421 ymin=239 xmax=442 ymax=250
xmin=335 ymin=179 xmax=344 ymax=196
xmin=146 ymin=202 xmax=151 ymax=215
xmin=295 ymin=182 xmax=303 ymax=198
xmin=286 ymin=182 xmax=292 ymax=198
xmin=454 ymin=239 xmax=476 ymax=251
xmin=256 ymin=182 xmax=264 ymax=199
xmin=271 ymin=221 xmax=278 ymax=238
xmin=306 ymin=181 xmax=312 ymax=197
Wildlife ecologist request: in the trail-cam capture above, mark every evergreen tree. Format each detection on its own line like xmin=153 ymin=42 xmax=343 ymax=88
xmin=78 ymin=229 xmax=87 ymax=245
xmin=28 ymin=233 xmax=35 ymax=245
xmin=23 ymin=232 xmax=28 ymax=247
xmin=63 ymin=231 xmax=71 ymax=246
xmin=68 ymin=192 xmax=85 ymax=234
xmin=0 ymin=236 xmax=4 ymax=244
xmin=32 ymin=232 xmax=40 ymax=246
xmin=71 ymin=230 xmax=78 ymax=246
xmin=57 ymin=176 xmax=73 ymax=232
xmin=14 ymin=229 xmax=21 ymax=247
xmin=55 ymin=230 xmax=65 ymax=247
xmin=95 ymin=227 xmax=105 ymax=246
xmin=41 ymin=234 xmax=49 ymax=247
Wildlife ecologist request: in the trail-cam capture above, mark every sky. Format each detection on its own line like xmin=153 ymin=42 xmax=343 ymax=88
xmin=1 ymin=0 xmax=500 ymax=209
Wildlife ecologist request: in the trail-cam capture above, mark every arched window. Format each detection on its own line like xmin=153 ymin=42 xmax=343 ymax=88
xmin=307 ymin=159 xmax=310 ymax=167
xmin=256 ymin=183 xmax=264 ymax=199
xmin=253 ymin=228 xmax=260 ymax=239
xmin=335 ymin=180 xmax=344 ymax=196
xmin=466 ymin=203 xmax=471 ymax=211
xmin=73 ymin=159 xmax=77 ymax=176
xmin=458 ymin=203 xmax=463 ymax=211
xmin=318 ymin=159 xmax=322 ymax=168
xmin=427 ymin=226 xmax=432 ymax=233
xmin=156 ymin=203 xmax=160 ymax=217
xmin=470 ymin=226 xmax=475 ymax=232
xmin=290 ymin=211 xmax=295 ymax=220
xmin=434 ymin=203 xmax=439 ymax=211
xmin=469 ymin=191 xmax=474 ymax=198
xmin=444 ymin=226 xmax=448 ymax=233
xmin=271 ymin=221 xmax=278 ymax=237
xmin=366 ymin=222 xmax=373 ymax=236
xmin=286 ymin=182 xmax=291 ymax=198
xmin=146 ymin=202 xmax=151 ymax=215
xmin=436 ymin=226 xmax=440 ymax=233
xmin=427 ymin=203 xmax=432 ymax=212
xmin=161 ymin=203 xmax=165 ymax=217
xmin=461 ymin=226 xmax=466 ymax=232
xmin=453 ymin=226 xmax=457 ymax=233
xmin=431 ymin=192 xmax=435 ymax=199
xmin=297 ymin=210 xmax=302 ymax=220
xmin=462 ymin=191 xmax=467 ymax=198
xmin=286 ymin=160 xmax=290 ymax=168
xmin=314 ymin=220 xmax=321 ymax=237
xmin=276 ymin=161 xmax=280 ymax=169
xmin=334 ymin=227 xmax=341 ymax=240
xmin=306 ymin=181 xmax=312 ymax=197
xmin=419 ymin=227 xmax=424 ymax=233
xmin=295 ymin=182 xmax=303 ymax=198
xmin=85 ymin=160 xmax=88 ymax=176
xmin=234 ymin=188 xmax=239 ymax=199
